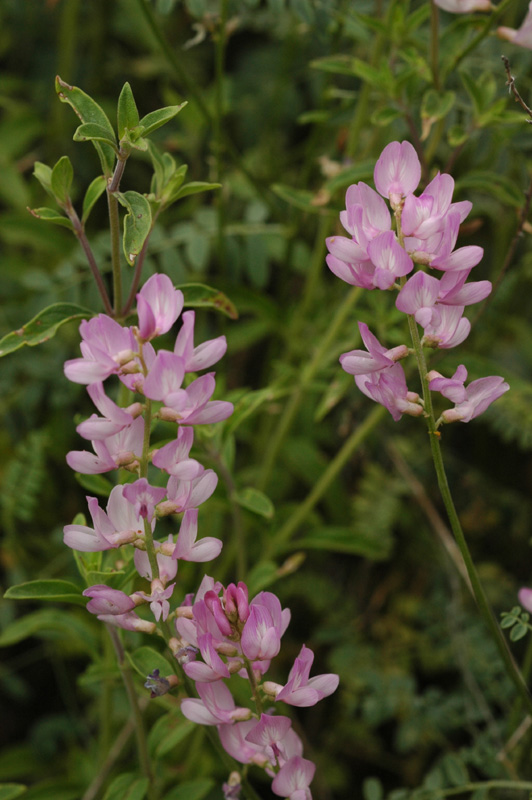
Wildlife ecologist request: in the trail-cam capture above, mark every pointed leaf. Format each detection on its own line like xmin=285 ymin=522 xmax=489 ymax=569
xmin=234 ymin=487 xmax=274 ymax=518
xmin=50 ymin=156 xmax=73 ymax=204
xmin=138 ymin=102 xmax=187 ymax=137
xmin=159 ymin=164 xmax=188 ymax=203
xmin=73 ymin=122 xmax=118 ymax=151
xmin=0 ymin=785 xmax=27 ymax=800
xmin=0 ymin=303 xmax=92 ymax=357
xmin=82 ymin=175 xmax=107 ymax=223
xmin=28 ymin=207 xmax=74 ymax=230
xmin=128 ymin=646 xmax=174 ymax=679
xmin=0 ymin=608 xmax=97 ymax=651
xmin=117 ymin=82 xmax=140 ymax=139
xmin=4 ymin=580 xmax=85 ymax=606
xmin=118 ymin=190 xmax=152 ymax=265
xmin=178 ymin=282 xmax=238 ymax=319
xmin=102 ymin=774 xmax=148 ymax=800
xmin=162 ymin=781 xmax=214 ymax=800
xmin=56 ymin=76 xmax=116 ymax=176
xmin=33 ymin=162 xmax=53 ymax=198
xmin=165 ymin=181 xmax=221 ymax=206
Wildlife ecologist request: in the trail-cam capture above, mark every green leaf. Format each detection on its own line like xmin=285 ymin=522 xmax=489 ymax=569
xmin=166 ymin=181 xmax=221 ymax=205
xmin=18 ymin=784 xmax=80 ymax=800
xmin=82 ymin=175 xmax=107 ymax=223
xmin=32 ymin=162 xmax=53 ymax=197
xmin=28 ymin=207 xmax=74 ymax=230
xmin=50 ymin=156 xmax=73 ymax=204
xmin=102 ymin=774 xmax=148 ymax=800
xmin=500 ymin=614 xmax=517 ymax=629
xmin=272 ymin=184 xmax=333 ymax=214
xmin=290 ymin=525 xmax=392 ymax=559
xmin=0 ymin=609 xmax=97 ymax=651
xmin=246 ymin=561 xmax=279 ymax=594
xmin=456 ymin=171 xmax=524 ymax=208
xmin=138 ymin=102 xmax=187 ymax=137
xmin=441 ymin=754 xmax=468 ymax=786
xmin=128 ymin=646 xmax=174 ymax=679
xmin=234 ymin=487 xmax=274 ymax=519
xmin=4 ymin=580 xmax=84 ymax=606
xmin=179 ymin=282 xmax=238 ymax=319
xmin=118 ymin=190 xmax=152 ymax=265
xmin=148 ymin=714 xmax=195 ymax=758
xmin=74 ymin=472 xmax=113 ymax=497
xmin=117 ymin=82 xmax=140 ymax=139
xmin=310 ymin=54 xmax=359 ymax=76
xmin=0 ymin=785 xmax=27 ymax=800
xmin=421 ymin=89 xmax=455 ymax=123
xmin=56 ymin=76 xmax=116 ymax=176
xmin=510 ymin=623 xmax=528 ymax=641
xmin=0 ymin=303 xmax=92 ymax=357
xmin=363 ymin=778 xmax=383 ymax=800
xmin=162 ymin=781 xmax=214 ymax=800
xmin=73 ymin=122 xmax=118 ymax=151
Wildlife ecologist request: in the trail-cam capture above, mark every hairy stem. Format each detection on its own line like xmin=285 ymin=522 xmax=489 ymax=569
xmin=65 ymin=200 xmax=113 ymax=315
xmin=107 ymin=156 xmax=128 ymax=315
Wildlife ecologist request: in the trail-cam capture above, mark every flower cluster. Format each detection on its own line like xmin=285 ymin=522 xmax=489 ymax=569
xmin=172 ymin=576 xmax=339 ymax=799
xmin=326 ymin=141 xmax=509 ymax=425
xmin=63 ymin=273 xmax=232 ymax=626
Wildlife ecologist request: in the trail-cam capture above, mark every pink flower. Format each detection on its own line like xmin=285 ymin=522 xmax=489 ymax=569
xmin=83 ymin=585 xmax=136 ymax=615
xmin=366 ymin=231 xmax=414 ymax=290
xmin=76 ymin=382 xmax=141 ymax=440
xmin=241 ymin=592 xmax=291 ymax=662
xmin=326 ymin=236 xmax=375 ymax=290
xmin=180 ymin=681 xmax=251 ymax=725
xmin=66 ymin=416 xmax=144 ymax=474
xmin=272 ymin=644 xmax=339 ymax=707
xmin=428 ymin=365 xmax=468 ymax=403
xmin=122 ymin=478 xmax=166 ymax=523
xmin=518 ymin=587 xmax=532 ymax=613
xmin=134 ymin=581 xmax=176 ymax=622
xmin=218 ymin=719 xmax=270 ymax=766
xmin=373 ymin=141 xmax=421 ymax=208
xmin=64 ymin=315 xmax=137 ymax=384
xmin=151 ymin=427 xmax=203 ymax=479
xmin=355 ymin=364 xmax=423 ymax=422
xmin=63 ymin=486 xmax=144 ymax=552
xmin=134 ymin=540 xmax=178 ymax=582
xmin=402 ymin=172 xmax=471 ymax=241
xmin=174 ymin=310 xmax=227 ymax=372
xmin=422 ymin=305 xmax=470 ymax=349
xmin=136 ymin=274 xmax=183 ymax=341
xmin=439 ymin=375 xmax=510 ymax=423
xmin=184 ymin=632 xmax=231 ymax=682
xmin=339 ymin=322 xmax=408 ymax=376
xmin=97 ymin=610 xmax=156 ymax=634
xmin=498 ymin=2 xmax=532 ymax=49
xmin=171 ymin=508 xmax=223 ymax=562
xmin=271 ymin=755 xmax=316 ymax=800
xmin=245 ymin=714 xmax=301 ymax=768
xmin=160 ymin=469 xmax=219 ymax=514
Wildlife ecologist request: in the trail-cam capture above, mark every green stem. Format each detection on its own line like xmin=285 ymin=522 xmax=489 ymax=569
xmin=65 ymin=200 xmax=113 ymax=315
xmin=258 ymin=286 xmax=362 ymax=491
xmin=107 ymin=157 xmax=128 ymax=315
xmin=407 ymin=316 xmax=532 ymax=718
xmin=107 ymin=626 xmax=154 ymax=798
xmin=270 ymin=404 xmax=386 ymax=554
xmin=138 ymin=395 xmax=160 ymax=582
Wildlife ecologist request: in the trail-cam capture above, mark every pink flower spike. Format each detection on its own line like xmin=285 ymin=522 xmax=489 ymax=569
xmin=275 ymin=645 xmax=339 ymax=707
xmin=174 ymin=310 xmax=227 ymax=372
xmin=374 ymin=141 xmax=421 ymax=207
xmin=271 ymin=756 xmax=316 ymax=800
xmin=367 ymin=231 xmax=414 ymax=290
xmin=519 ymin=587 xmax=532 ymax=613
xmin=83 ymin=585 xmax=136 ymax=615
xmin=172 ymin=508 xmax=223 ymax=562
xmin=122 ymin=478 xmax=166 ymax=523
xmin=136 ymin=274 xmax=184 ymax=340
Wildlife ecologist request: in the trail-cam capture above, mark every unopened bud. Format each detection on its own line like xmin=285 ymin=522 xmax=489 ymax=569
xmin=144 ymin=669 xmax=178 ymax=698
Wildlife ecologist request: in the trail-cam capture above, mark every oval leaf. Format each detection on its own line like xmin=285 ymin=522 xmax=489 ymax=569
xmin=0 ymin=785 xmax=27 ymax=800
xmin=28 ymin=208 xmax=74 ymax=230
xmin=179 ymin=282 xmax=238 ymax=319
xmin=73 ymin=123 xmax=118 ymax=151
xmin=128 ymin=646 xmax=175 ymax=679
xmin=103 ymin=774 xmax=148 ymax=800
xmin=0 ymin=303 xmax=92 ymax=357
xmin=118 ymin=190 xmax=152 ymax=265
xmin=82 ymin=175 xmax=107 ymax=223
xmin=117 ymin=82 xmax=140 ymax=139
xmin=56 ymin=76 xmax=116 ymax=176
xmin=4 ymin=580 xmax=84 ymax=606
xmin=138 ymin=102 xmax=187 ymax=138
xmin=234 ymin=487 xmax=274 ymax=518
xmin=50 ymin=156 xmax=73 ymax=204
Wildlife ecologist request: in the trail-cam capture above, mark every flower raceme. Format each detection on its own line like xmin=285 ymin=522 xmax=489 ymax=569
xmin=327 ymin=141 xmax=509 ymax=425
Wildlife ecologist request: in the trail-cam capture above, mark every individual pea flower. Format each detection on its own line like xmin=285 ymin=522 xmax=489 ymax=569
xmin=339 ymin=322 xmax=409 ymax=376
xmin=174 ymin=310 xmax=227 ymax=372
xmin=66 ymin=416 xmax=144 ymax=474
xmin=63 ymin=485 xmax=146 ymax=552
xmin=355 ymin=364 xmax=424 ymax=422
xmin=76 ymin=382 xmax=143 ymax=440
xmin=518 ymin=588 xmax=532 ymax=613
xmin=373 ymin=140 xmax=421 ymax=209
xmin=133 ymin=580 xmax=176 ymax=622
xmin=64 ymin=315 xmax=137 ymax=384
xmin=180 ymin=680 xmax=252 ymax=725
xmin=136 ymin=273 xmax=184 ymax=341
xmin=122 ymin=478 xmax=167 ymax=524
xmin=498 ymin=2 xmax=532 ymax=49
xmin=428 ymin=367 xmax=509 ymax=423
xmin=263 ymin=644 xmax=339 ymax=707
xmin=271 ymin=755 xmax=316 ymax=800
